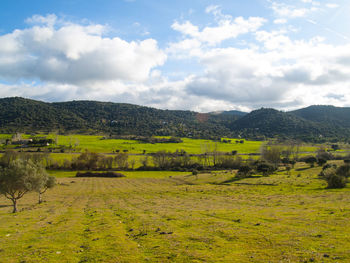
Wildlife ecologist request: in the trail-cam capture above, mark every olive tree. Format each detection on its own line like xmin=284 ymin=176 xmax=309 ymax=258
xmin=32 ymin=169 xmax=56 ymax=204
xmin=0 ymin=159 xmax=53 ymax=213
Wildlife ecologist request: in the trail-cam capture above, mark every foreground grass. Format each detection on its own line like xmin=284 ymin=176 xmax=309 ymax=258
xmin=1 ymin=165 xmax=350 ymax=262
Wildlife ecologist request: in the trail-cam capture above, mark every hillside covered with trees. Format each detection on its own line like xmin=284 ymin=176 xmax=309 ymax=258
xmin=1 ymin=97 xmax=350 ymax=142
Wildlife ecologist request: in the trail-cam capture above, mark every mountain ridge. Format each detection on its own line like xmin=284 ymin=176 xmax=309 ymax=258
xmin=1 ymin=97 xmax=350 ymax=142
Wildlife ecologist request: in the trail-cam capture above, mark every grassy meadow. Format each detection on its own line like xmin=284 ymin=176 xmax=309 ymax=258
xmin=49 ymin=135 xmax=265 ymax=154
xmin=1 ymin=163 xmax=350 ymax=262
xmin=1 ymin=134 xmax=350 ymax=262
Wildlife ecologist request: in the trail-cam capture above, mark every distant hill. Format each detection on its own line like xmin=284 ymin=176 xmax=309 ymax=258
xmin=290 ymin=105 xmax=350 ymax=128
xmin=0 ymin=97 xmax=233 ymax=138
xmin=209 ymin=110 xmax=247 ymax=117
xmin=1 ymin=97 xmax=350 ymax=142
xmin=229 ymin=108 xmax=347 ymax=140
xmin=0 ymin=97 xmax=87 ymax=131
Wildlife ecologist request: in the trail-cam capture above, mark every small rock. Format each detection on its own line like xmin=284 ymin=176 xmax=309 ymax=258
xmin=56 ymin=251 xmax=61 ymax=254
xmin=323 ymin=254 xmax=330 ymax=258
xmin=5 ymin=234 xmax=10 ymax=237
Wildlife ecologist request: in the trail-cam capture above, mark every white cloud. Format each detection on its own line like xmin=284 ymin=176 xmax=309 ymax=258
xmin=171 ymin=6 xmax=266 ymax=46
xmin=25 ymin=14 xmax=58 ymax=27
xmin=326 ymin=3 xmax=339 ymax=9
xmin=180 ymin=28 xmax=350 ymax=110
xmin=269 ymin=1 xmax=320 ymax=18
xmin=274 ymin=19 xmax=287 ymax=24
xmin=0 ymin=14 xmax=166 ymax=84
xmin=171 ymin=21 xmax=199 ymax=38
xmin=3 ymin=11 xmax=350 ymax=112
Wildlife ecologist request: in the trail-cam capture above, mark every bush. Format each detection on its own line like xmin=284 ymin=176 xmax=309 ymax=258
xmin=327 ymin=174 xmax=347 ymax=189
xmin=336 ymin=165 xmax=350 ymax=178
xmin=76 ymin=172 xmax=125 ymax=178
xmin=304 ymin=156 xmax=317 ymax=167
xmin=317 ymin=158 xmax=327 ymax=166
xmin=236 ymin=165 xmax=253 ymax=178
xmin=256 ymin=162 xmax=276 ymax=176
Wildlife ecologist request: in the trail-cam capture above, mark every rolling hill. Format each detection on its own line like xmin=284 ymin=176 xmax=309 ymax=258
xmin=290 ymin=105 xmax=350 ymax=128
xmin=1 ymin=97 xmax=350 ymax=142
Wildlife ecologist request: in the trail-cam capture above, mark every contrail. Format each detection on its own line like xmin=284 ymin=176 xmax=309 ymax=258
xmin=306 ymin=18 xmax=350 ymax=41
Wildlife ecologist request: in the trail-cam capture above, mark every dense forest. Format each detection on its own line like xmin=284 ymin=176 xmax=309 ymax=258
xmin=1 ymin=97 xmax=350 ymax=142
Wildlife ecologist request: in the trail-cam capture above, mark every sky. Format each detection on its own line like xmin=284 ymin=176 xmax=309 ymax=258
xmin=0 ymin=0 xmax=349 ymax=112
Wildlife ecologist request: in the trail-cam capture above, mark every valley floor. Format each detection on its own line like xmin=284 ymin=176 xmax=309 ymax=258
xmin=0 ymin=165 xmax=350 ymax=262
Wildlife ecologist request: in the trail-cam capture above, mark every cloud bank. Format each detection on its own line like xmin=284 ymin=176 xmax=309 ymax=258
xmin=1 ymin=3 xmax=350 ymax=112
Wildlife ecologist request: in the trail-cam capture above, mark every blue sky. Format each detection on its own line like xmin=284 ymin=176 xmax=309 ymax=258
xmin=0 ymin=0 xmax=349 ymax=111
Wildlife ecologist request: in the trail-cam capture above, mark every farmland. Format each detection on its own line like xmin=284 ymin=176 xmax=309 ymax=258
xmin=1 ymin=164 xmax=350 ymax=262
xmin=1 ymin=134 xmax=350 ymax=262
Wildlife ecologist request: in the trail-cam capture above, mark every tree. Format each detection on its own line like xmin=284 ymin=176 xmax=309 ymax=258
xmin=317 ymin=158 xmax=327 ymax=167
xmin=261 ymin=145 xmax=281 ymax=167
xmin=304 ymin=156 xmax=317 ymax=167
xmin=73 ymin=150 xmax=101 ymax=170
xmin=236 ymin=165 xmax=253 ymax=178
xmin=0 ymin=159 xmax=39 ymax=213
xmin=32 ymin=170 xmax=56 ymax=204
xmin=327 ymin=173 xmax=347 ymax=189
xmin=256 ymin=162 xmax=276 ymax=176
xmin=319 ymin=165 xmax=348 ymax=189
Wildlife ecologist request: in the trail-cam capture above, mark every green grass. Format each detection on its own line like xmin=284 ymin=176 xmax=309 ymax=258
xmin=1 ymin=164 xmax=350 ymax=262
xmin=46 ymin=134 xmax=264 ymax=154
xmin=1 ymin=134 xmax=327 ymax=158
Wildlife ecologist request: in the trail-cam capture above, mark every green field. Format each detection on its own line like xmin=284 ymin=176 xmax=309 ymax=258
xmin=1 ymin=164 xmax=350 ymax=262
xmin=1 ymin=134 xmax=327 ymax=157
xmin=50 ymin=135 xmax=265 ymax=154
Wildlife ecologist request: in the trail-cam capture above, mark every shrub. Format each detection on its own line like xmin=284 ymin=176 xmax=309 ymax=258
xmin=76 ymin=172 xmax=125 ymax=178
xmin=336 ymin=165 xmax=350 ymax=178
xmin=256 ymin=162 xmax=276 ymax=176
xmin=236 ymin=165 xmax=253 ymax=178
xmin=327 ymin=174 xmax=347 ymax=189
xmin=317 ymin=158 xmax=327 ymax=166
xmin=301 ymin=156 xmax=317 ymax=167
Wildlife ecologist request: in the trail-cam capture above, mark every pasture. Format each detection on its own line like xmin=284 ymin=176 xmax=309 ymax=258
xmin=49 ymin=135 xmax=265 ymax=154
xmin=1 ymin=164 xmax=350 ymax=262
